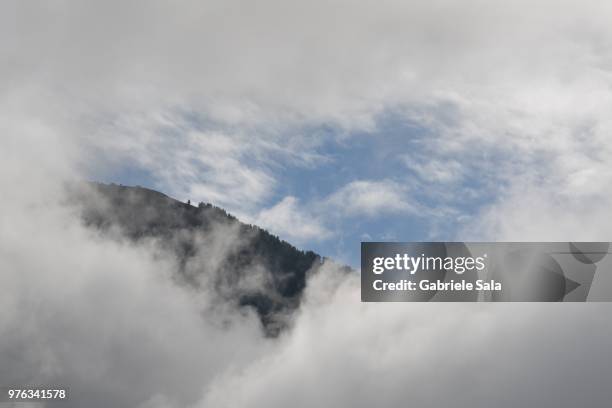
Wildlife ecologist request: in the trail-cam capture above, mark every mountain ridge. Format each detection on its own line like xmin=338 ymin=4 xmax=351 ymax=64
xmin=67 ymin=182 xmax=347 ymax=335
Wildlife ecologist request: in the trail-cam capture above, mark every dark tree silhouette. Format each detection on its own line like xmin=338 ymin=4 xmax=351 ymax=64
xmin=68 ymin=182 xmax=348 ymax=336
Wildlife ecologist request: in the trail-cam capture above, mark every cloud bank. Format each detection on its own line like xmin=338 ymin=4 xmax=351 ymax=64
xmin=5 ymin=0 xmax=612 ymax=222
xmin=2 ymin=1 xmax=612 ymax=407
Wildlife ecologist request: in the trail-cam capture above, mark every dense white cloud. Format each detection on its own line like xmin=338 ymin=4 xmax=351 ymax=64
xmin=200 ymin=272 xmax=612 ymax=408
xmin=0 ymin=125 xmax=269 ymax=408
xmin=3 ymin=1 xmax=612 ymax=407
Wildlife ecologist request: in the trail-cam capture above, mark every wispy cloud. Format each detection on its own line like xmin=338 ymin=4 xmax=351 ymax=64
xmin=5 ymin=0 xmax=612 ymax=244
xmin=324 ymin=180 xmax=416 ymax=218
xmin=252 ymin=196 xmax=331 ymax=243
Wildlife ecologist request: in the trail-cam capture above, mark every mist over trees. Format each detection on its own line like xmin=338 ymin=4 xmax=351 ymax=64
xmin=67 ymin=182 xmax=345 ymax=335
